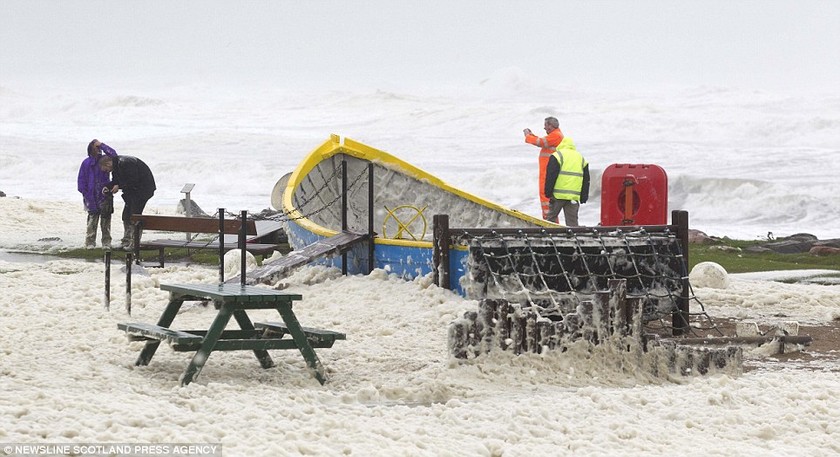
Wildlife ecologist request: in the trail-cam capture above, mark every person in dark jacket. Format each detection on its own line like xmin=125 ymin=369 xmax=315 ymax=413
xmin=544 ymin=136 xmax=590 ymax=226
xmin=99 ymin=153 xmax=156 ymax=250
xmin=77 ymin=139 xmax=116 ymax=249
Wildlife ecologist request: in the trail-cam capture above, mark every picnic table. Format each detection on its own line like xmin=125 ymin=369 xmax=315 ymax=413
xmin=118 ymin=283 xmax=345 ymax=386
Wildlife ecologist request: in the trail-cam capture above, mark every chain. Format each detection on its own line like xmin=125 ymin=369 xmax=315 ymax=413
xmin=211 ymin=161 xmax=370 ymax=224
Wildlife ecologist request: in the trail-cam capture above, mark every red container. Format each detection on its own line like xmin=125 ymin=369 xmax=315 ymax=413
xmin=600 ymin=164 xmax=668 ymax=226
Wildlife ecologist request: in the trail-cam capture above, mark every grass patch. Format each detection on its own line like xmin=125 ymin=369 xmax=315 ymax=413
xmin=55 ymin=244 xmax=290 ymax=266
xmin=689 ymin=239 xmax=840 ymax=274
xmin=50 ymin=240 xmax=839 ymax=275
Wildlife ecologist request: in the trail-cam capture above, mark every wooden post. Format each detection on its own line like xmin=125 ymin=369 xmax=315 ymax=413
xmin=537 ymin=320 xmax=553 ymax=353
xmin=464 ymin=310 xmax=478 ymax=356
xmin=432 ymin=214 xmax=450 ymax=290
xmin=579 ymin=300 xmax=595 ymax=342
xmin=477 ymin=299 xmax=498 ymax=354
xmin=513 ymin=305 xmax=526 ymax=355
xmin=593 ymin=291 xmax=610 ymax=342
xmin=608 ymin=279 xmax=628 ymax=335
xmin=626 ymin=297 xmax=644 ymax=340
xmin=672 ymin=210 xmax=690 ymax=336
xmin=498 ymin=300 xmax=513 ymax=351
xmin=552 ymin=321 xmax=565 ymax=350
xmin=564 ymin=311 xmax=582 ymax=340
xmin=449 ymin=322 xmax=468 ymax=359
xmin=524 ymin=309 xmax=538 ymax=353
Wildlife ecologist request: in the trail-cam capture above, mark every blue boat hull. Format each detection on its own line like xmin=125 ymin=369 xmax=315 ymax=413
xmin=285 ymin=218 xmax=469 ymax=295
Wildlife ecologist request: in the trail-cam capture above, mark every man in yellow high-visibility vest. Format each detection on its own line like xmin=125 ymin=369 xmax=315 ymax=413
xmin=544 ymin=136 xmax=590 ymax=226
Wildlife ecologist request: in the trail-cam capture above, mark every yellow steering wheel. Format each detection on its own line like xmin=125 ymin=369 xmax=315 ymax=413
xmin=382 ymin=205 xmax=428 ymax=240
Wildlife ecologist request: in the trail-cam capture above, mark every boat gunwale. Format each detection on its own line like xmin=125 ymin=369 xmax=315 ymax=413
xmin=282 ymin=134 xmax=555 ymax=249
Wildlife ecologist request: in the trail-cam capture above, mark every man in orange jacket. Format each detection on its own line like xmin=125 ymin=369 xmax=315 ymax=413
xmin=523 ymin=116 xmax=564 ymax=222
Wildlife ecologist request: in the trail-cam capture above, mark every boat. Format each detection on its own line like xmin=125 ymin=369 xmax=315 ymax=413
xmin=271 ymin=134 xmax=554 ymax=294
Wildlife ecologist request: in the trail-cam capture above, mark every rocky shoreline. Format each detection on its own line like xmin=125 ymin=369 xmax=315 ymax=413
xmin=689 ymin=230 xmax=840 ymax=256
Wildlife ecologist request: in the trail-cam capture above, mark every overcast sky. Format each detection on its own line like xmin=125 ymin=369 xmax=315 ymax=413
xmin=2 ymin=0 xmax=839 ymax=91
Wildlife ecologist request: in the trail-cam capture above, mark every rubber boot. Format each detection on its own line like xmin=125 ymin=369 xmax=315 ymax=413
xmin=100 ymin=214 xmax=113 ymax=249
xmin=85 ymin=212 xmax=98 ymax=249
xmin=121 ymin=222 xmax=133 ymax=250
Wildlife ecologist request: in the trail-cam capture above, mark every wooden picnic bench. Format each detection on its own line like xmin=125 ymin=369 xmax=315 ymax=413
xmin=130 ymin=214 xmax=282 ymax=267
xmin=118 ymin=282 xmax=345 ymax=386
xmin=255 ymin=321 xmax=347 ymax=346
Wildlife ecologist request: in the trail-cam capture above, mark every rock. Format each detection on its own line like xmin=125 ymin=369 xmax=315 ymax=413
xmin=744 ymin=245 xmax=773 ymax=253
xmin=762 ymin=239 xmax=815 ymax=254
xmin=223 ymin=249 xmax=258 ymax=278
xmin=688 ymin=229 xmax=716 ymax=244
xmin=0 ymin=190 xmax=5 ymax=197
xmin=255 ymin=208 xmax=283 ymax=219
xmin=176 ymin=198 xmax=211 ymax=217
xmin=689 ymin=262 xmax=730 ymax=289
xmin=815 ymin=239 xmax=840 ymax=249
xmin=747 ymin=233 xmax=827 ymax=254
xmin=709 ymin=245 xmax=741 ymax=253
xmin=786 ymin=233 xmax=818 ymax=242
xmin=809 ymin=246 xmax=840 ymax=256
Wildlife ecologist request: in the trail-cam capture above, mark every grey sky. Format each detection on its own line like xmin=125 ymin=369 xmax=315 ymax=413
xmin=2 ymin=0 xmax=839 ymax=90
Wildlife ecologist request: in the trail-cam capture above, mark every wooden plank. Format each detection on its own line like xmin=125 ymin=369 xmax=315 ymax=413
xmin=169 ymin=335 xmax=339 ymax=352
xmin=160 ymin=283 xmax=302 ymax=304
xmin=141 ymin=239 xmax=279 ymax=254
xmin=130 ymin=214 xmax=257 ymax=235
xmin=255 ymin=321 xmax=347 ymax=340
xmin=660 ymin=335 xmax=812 ymax=346
xmin=118 ymin=323 xmax=202 ymax=345
xmin=177 ymin=329 xmax=262 ymax=339
xmin=210 ymin=338 xmax=339 ymax=351
xmin=236 ymin=231 xmax=368 ymax=285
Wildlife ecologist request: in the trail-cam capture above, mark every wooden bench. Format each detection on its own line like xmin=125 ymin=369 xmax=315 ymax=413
xmin=118 ymin=283 xmax=344 ymax=385
xmin=130 ymin=214 xmax=282 ymax=267
xmin=118 ymin=322 xmax=204 ymax=350
xmin=139 ymin=238 xmax=279 ymax=255
xmin=255 ymin=321 xmax=347 ymax=347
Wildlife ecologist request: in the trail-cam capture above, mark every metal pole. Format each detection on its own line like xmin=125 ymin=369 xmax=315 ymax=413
xmin=218 ymin=208 xmax=225 ymax=284
xmin=368 ymin=162 xmax=374 ymax=274
xmin=125 ymin=252 xmax=132 ymax=315
xmin=133 ymin=221 xmax=141 ymax=264
xmin=185 ymin=190 xmax=192 ymax=241
xmin=104 ymin=250 xmax=111 ymax=311
xmin=341 ymin=159 xmax=348 ymax=275
xmin=181 ymin=183 xmax=196 ymax=242
xmin=240 ymin=210 xmax=247 ymax=287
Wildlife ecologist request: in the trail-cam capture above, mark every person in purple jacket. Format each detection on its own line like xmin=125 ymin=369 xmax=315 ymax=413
xmin=77 ymin=139 xmax=116 ymax=249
